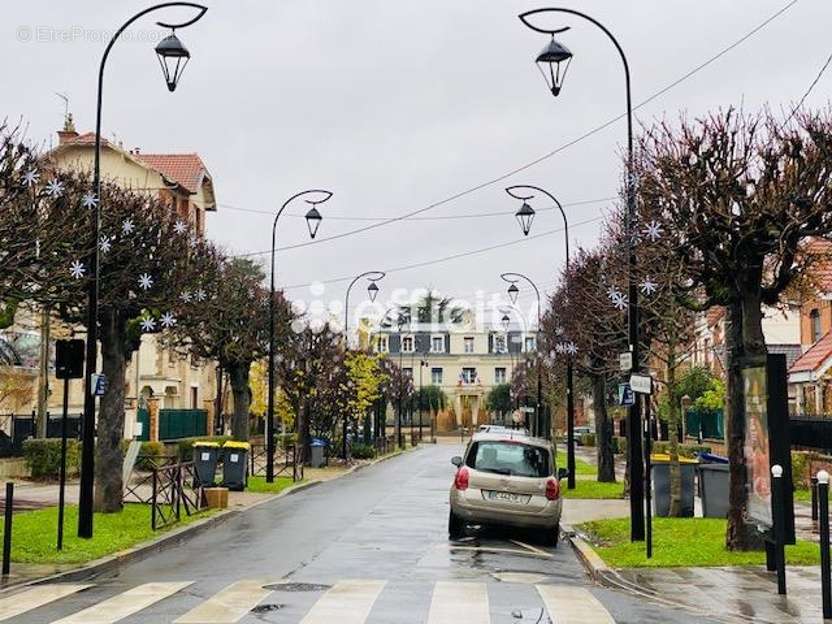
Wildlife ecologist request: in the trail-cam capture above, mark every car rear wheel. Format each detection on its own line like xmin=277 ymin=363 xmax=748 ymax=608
xmin=448 ymin=510 xmax=464 ymax=539
xmin=537 ymin=523 xmax=560 ymax=547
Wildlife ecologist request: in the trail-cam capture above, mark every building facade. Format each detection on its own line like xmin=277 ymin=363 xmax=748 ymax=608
xmin=366 ymin=309 xmax=537 ymax=430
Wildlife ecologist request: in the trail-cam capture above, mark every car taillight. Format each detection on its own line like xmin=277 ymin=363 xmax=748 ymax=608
xmin=546 ymin=477 xmax=560 ymax=501
xmin=454 ymin=467 xmax=469 ymax=491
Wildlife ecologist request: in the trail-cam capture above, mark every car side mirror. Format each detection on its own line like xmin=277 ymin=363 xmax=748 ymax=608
xmin=451 ymin=456 xmax=463 ymax=467
xmin=557 ymin=468 xmax=569 ymax=481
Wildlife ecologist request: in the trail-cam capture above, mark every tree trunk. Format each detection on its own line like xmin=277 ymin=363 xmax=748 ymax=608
xmin=725 ymin=297 xmax=766 ymax=550
xmin=298 ymin=396 xmax=311 ymax=464
xmin=214 ymin=360 xmax=223 ymax=436
xmin=36 ymin=306 xmax=50 ymax=438
xmin=593 ymin=374 xmax=615 ymax=482
xmin=228 ymin=361 xmax=251 ymax=441
xmin=666 ymin=342 xmax=683 ymax=516
xmin=94 ymin=310 xmax=127 ymax=513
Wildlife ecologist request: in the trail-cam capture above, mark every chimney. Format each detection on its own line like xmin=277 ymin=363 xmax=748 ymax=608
xmin=57 ymin=112 xmax=78 ymax=145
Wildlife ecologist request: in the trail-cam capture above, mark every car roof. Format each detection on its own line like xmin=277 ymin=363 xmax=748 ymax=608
xmin=470 ymin=431 xmax=551 ymax=449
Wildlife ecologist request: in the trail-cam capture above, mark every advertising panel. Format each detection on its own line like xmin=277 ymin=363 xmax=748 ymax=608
xmin=743 ymin=365 xmax=771 ymax=527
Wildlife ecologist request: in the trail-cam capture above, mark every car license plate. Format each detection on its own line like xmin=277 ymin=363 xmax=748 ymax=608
xmin=485 ymin=490 xmax=530 ymax=504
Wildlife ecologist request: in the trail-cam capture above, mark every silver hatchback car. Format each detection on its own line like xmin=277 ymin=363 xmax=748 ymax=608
xmin=448 ymin=431 xmax=567 ymax=545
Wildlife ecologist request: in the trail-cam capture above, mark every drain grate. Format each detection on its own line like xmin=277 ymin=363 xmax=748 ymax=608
xmin=251 ymin=603 xmax=284 ymax=613
xmin=263 ymin=582 xmax=332 ymax=593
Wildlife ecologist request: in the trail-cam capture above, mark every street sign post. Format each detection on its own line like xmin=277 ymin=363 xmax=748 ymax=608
xmin=619 ymin=352 xmax=633 ymax=372
xmin=618 ymin=383 xmax=635 ymax=407
xmin=630 ymin=374 xmax=652 ymax=395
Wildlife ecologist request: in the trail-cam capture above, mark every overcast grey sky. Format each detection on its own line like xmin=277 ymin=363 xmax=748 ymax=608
xmin=4 ymin=0 xmax=831 ymax=331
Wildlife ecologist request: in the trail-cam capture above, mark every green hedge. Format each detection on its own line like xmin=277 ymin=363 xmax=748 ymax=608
xmin=23 ymin=439 xmax=80 ymax=479
xmin=351 ymin=443 xmax=377 ymax=460
xmin=175 ymin=436 xmax=233 ymax=461
xmin=651 ymin=441 xmax=712 ymax=458
xmin=580 ymin=432 xmax=596 ymax=447
xmin=120 ymin=440 xmax=169 ymax=471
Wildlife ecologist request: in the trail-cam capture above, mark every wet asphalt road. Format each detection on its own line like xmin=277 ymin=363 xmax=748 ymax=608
xmin=15 ymin=443 xmax=720 ymax=623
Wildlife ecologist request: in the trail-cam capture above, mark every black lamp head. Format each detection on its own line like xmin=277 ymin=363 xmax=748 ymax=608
xmin=304 ymin=206 xmax=323 ymax=239
xmin=515 ymin=202 xmax=536 ymax=236
xmin=536 ymin=37 xmax=572 ymax=97
xmin=367 ymin=281 xmax=380 ymax=302
xmin=155 ymin=31 xmax=191 ymax=92
xmin=507 ymin=283 xmax=520 ymax=304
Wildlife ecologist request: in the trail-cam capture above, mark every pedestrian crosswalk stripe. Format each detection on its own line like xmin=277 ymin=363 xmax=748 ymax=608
xmin=173 ymin=579 xmax=272 ymax=623
xmin=427 ymin=581 xmax=489 ymax=624
xmin=299 ymin=579 xmax=386 ymax=624
xmin=51 ymin=582 xmax=192 ymax=624
xmin=537 ymin=585 xmax=616 ymax=624
xmin=0 ymin=584 xmax=92 ymax=622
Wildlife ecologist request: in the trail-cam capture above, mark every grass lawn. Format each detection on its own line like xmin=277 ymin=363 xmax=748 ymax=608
xmin=793 ymin=488 xmax=812 ymax=504
xmin=573 ymin=458 xmax=597 ymax=476
xmin=246 ymin=476 xmax=299 ymax=494
xmin=4 ymin=503 xmax=212 ymax=565
xmin=578 ymin=517 xmax=820 ymax=568
xmin=562 ymin=479 xmax=625 ymax=499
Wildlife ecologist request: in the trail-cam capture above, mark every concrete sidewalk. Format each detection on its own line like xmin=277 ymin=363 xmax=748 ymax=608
xmin=616 ymin=565 xmax=829 ymax=624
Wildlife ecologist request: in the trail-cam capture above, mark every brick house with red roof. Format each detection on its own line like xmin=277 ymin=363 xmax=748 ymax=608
xmin=788 ymin=239 xmax=832 ymax=414
xmin=30 ymin=118 xmax=223 ymax=437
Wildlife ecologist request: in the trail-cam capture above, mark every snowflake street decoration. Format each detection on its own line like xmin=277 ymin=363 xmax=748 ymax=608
xmin=642 ymin=220 xmax=663 ymax=242
xmin=189 ymin=236 xmax=198 ymax=248
xmin=564 ymin=342 xmax=578 ymax=356
xmin=69 ymin=260 xmax=86 ymax=280
xmin=45 ymin=179 xmax=64 ymax=198
xmin=640 ymin=277 xmax=658 ymax=295
xmin=180 ymin=291 xmax=192 ymax=303
xmin=99 ymin=236 xmax=112 ymax=254
xmin=81 ymin=192 xmax=99 ymax=209
xmin=194 ymin=289 xmax=207 ymax=302
xmin=22 ymin=169 xmax=39 ymax=187
xmin=159 ymin=312 xmax=177 ymax=328
xmin=140 ymin=316 xmax=156 ymax=332
xmin=174 ymin=220 xmax=187 ymax=235
xmin=607 ymin=286 xmax=622 ymax=302
xmin=121 ymin=218 xmax=135 ymax=235
xmin=137 ymin=273 xmax=153 ymax=290
xmin=611 ymin=291 xmax=629 ymax=311
xmin=554 ymin=343 xmax=565 ymax=354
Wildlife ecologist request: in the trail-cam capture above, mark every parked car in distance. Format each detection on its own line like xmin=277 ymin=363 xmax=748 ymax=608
xmin=573 ymin=426 xmax=593 ymax=445
xmin=448 ymin=430 xmax=568 ymax=546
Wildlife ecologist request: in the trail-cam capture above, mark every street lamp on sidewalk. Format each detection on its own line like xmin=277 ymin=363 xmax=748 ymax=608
xmin=518 ymin=7 xmax=642 ymax=539
xmin=504 ymin=184 xmax=576 ymax=488
xmin=500 ymin=272 xmax=544 ymax=439
xmin=267 ymin=190 xmax=332 ymax=482
xmin=343 ymin=271 xmax=386 ymax=348
xmin=79 ymin=2 xmax=208 ymax=539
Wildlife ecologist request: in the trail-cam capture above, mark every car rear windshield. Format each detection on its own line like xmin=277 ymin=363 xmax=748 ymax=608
xmin=465 ymin=441 xmax=550 ymax=478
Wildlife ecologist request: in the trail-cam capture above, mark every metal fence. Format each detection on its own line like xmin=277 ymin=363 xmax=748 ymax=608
xmin=249 ymin=444 xmax=303 ymax=482
xmin=123 ymin=454 xmax=203 ymax=530
xmin=0 ymin=413 xmax=83 ymax=455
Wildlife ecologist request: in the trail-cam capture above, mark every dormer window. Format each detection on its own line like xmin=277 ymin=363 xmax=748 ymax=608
xmin=376 ymin=336 xmax=388 ymax=353
xmin=402 ymin=336 xmax=414 ymax=353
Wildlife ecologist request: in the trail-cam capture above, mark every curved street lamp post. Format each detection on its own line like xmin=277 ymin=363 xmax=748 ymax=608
xmin=518 ymin=7 xmax=642 ymax=539
xmin=79 ymin=2 xmax=208 ymax=539
xmin=505 ymin=184 xmax=576 ymax=489
xmin=342 ymin=271 xmax=386 ymax=459
xmin=267 ymin=190 xmax=332 ymax=482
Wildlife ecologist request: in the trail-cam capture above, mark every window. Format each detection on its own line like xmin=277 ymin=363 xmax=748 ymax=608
xmin=403 ymin=367 xmax=413 ymax=379
xmin=431 ymin=368 xmax=443 ymax=385
xmin=462 ymin=367 xmax=477 ymax=383
xmin=465 ymin=441 xmax=550 ymax=477
xmin=376 ymin=336 xmax=388 ymax=353
xmin=190 ymin=386 xmax=198 ymax=409
xmin=811 ymin=309 xmax=822 ymax=344
xmin=431 ymin=336 xmax=444 ymax=353
xmin=464 ymin=337 xmax=474 ymax=353
xmin=525 ymin=336 xmax=536 ymax=352
xmin=402 ymin=336 xmax=414 ymax=352
xmin=494 ymin=334 xmax=507 ymax=353
xmin=495 ymin=367 xmax=506 ymax=384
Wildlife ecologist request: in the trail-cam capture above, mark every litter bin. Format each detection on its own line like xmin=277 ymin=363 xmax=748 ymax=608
xmin=651 ymin=453 xmax=698 ymax=517
xmin=221 ymin=441 xmax=250 ymax=491
xmin=309 ymin=438 xmax=327 ymax=468
xmin=696 ymin=452 xmax=730 ymax=518
xmin=192 ymin=441 xmax=220 ymax=487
